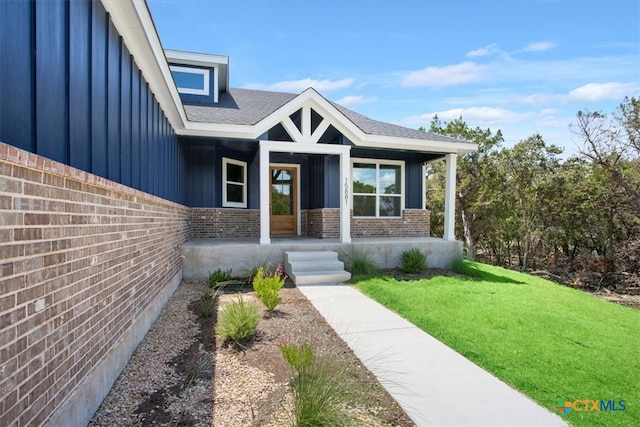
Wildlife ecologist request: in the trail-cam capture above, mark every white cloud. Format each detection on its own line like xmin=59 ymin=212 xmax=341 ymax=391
xmin=431 ymin=107 xmax=528 ymax=125
xmin=401 ymin=62 xmax=486 ymax=87
xmin=566 ymin=82 xmax=639 ymax=103
xmin=246 ymin=77 xmax=354 ymax=93
xmin=522 ymin=41 xmax=557 ymax=52
xmin=466 ymin=41 xmax=555 ymax=59
xmin=518 ymin=93 xmax=564 ymax=105
xmin=334 ymin=95 xmax=377 ymax=107
xmin=466 ymin=43 xmax=501 ymax=58
xmin=401 ymin=107 xmax=528 ymax=128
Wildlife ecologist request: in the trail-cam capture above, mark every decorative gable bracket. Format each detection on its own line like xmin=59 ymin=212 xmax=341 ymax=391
xmin=280 ymin=105 xmax=332 ymax=143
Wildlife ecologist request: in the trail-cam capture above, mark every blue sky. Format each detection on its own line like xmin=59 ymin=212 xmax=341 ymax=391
xmin=148 ymin=0 xmax=640 ymax=156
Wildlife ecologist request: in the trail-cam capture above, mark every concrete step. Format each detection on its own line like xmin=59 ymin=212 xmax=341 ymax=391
xmin=285 ymin=251 xmax=339 ymax=262
xmin=284 ymin=251 xmax=351 ymax=285
xmin=285 ymin=259 xmax=345 ymax=273
xmin=289 ymin=270 xmax=352 ymax=286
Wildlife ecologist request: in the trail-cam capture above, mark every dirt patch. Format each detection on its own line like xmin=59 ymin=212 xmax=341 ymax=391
xmin=594 ymin=291 xmax=640 ymax=310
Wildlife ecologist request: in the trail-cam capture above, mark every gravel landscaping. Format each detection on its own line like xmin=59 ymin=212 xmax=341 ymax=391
xmin=89 ymin=279 xmax=414 ymax=426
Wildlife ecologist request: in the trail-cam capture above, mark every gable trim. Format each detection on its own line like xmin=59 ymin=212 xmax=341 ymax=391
xmin=179 ymin=88 xmax=477 ymax=154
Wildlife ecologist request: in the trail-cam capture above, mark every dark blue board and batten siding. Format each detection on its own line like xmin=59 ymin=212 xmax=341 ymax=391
xmin=0 ymin=0 xmax=187 ymax=204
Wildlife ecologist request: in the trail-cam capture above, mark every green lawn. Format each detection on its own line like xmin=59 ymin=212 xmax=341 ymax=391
xmin=355 ymin=261 xmax=639 ymax=427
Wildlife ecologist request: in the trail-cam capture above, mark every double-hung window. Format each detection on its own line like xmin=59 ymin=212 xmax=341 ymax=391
xmin=352 ymin=160 xmax=403 ymax=217
xmin=222 ymin=158 xmax=247 ymax=208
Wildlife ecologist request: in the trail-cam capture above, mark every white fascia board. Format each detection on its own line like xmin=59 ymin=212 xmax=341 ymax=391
xmin=101 ymin=0 xmax=187 ymax=131
xmin=179 ymin=123 xmax=260 ymax=139
xmin=180 ymin=122 xmax=475 ymax=154
xmin=177 ymin=88 xmax=368 ymax=142
xmin=164 ymin=49 xmax=229 ymax=66
xmin=359 ymin=136 xmax=478 ymax=154
xmin=178 ymin=85 xmax=477 ymax=154
xmin=260 ymin=140 xmax=351 ymax=156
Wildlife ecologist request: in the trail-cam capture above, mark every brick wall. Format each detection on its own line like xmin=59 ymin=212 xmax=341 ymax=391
xmin=190 ymin=208 xmax=260 ymax=239
xmin=0 ymin=143 xmax=190 ymax=427
xmin=300 ymin=211 xmax=308 ymax=237
xmin=305 ymin=209 xmax=340 ymax=238
xmin=351 ymin=209 xmax=430 ymax=238
xmin=302 ymin=208 xmax=430 ymax=239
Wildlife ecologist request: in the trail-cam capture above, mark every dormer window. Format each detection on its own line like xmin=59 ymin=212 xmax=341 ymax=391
xmin=165 ymin=50 xmax=228 ymax=106
xmin=170 ymin=65 xmax=210 ymax=96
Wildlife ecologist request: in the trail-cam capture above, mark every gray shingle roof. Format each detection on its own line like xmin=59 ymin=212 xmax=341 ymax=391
xmin=329 ymin=102 xmax=461 ymax=143
xmin=185 ymin=88 xmax=296 ymax=125
xmin=183 ymin=87 xmax=462 ymax=144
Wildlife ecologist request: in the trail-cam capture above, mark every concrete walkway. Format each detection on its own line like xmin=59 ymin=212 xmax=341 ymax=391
xmin=297 ymin=285 xmax=568 ymax=427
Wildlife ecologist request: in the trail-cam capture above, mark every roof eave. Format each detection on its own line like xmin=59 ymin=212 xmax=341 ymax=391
xmin=101 ymin=0 xmax=187 ymax=131
xmin=358 ymin=135 xmax=478 ymax=154
xmin=178 ymin=122 xmax=477 ymax=154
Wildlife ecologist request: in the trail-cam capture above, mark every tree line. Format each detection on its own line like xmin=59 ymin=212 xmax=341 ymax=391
xmin=424 ymin=97 xmax=639 ymax=292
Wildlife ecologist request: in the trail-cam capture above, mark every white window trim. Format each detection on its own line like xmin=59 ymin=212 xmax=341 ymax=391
xmin=222 ymin=158 xmax=247 ymax=208
xmin=169 ymin=65 xmax=210 ymax=96
xmin=351 ymin=158 xmax=404 ymax=218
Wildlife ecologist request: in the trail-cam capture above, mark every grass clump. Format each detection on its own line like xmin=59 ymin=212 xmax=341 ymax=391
xmin=215 ymin=296 xmax=260 ymax=344
xmin=451 ymin=254 xmax=465 ymax=274
xmin=208 ymin=268 xmax=233 ymax=288
xmin=280 ymin=342 xmax=347 ymax=426
xmin=400 ymin=248 xmax=427 ymax=273
xmin=252 ymin=265 xmax=286 ymax=311
xmin=280 ymin=342 xmax=313 ymax=371
xmin=194 ymin=289 xmax=216 ymax=318
xmin=243 ymin=253 xmax=274 ymax=283
xmin=342 ymin=246 xmax=379 ymax=276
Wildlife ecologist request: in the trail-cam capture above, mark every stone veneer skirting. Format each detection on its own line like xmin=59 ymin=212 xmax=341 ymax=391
xmin=0 ymin=143 xmax=191 ymax=427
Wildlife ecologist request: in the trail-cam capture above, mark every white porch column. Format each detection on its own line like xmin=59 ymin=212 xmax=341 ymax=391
xmin=443 ymin=153 xmax=457 ymax=241
xmin=339 ymin=150 xmax=352 ymax=243
xmin=259 ymin=143 xmax=270 ymax=245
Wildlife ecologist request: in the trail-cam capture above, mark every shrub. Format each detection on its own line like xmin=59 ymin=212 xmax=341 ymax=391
xmin=342 ymin=246 xmax=379 ymax=276
xmin=208 ymin=268 xmax=233 ymax=288
xmin=194 ymin=289 xmax=216 ymax=318
xmin=215 ymin=297 xmax=260 ymax=344
xmin=400 ymin=248 xmax=427 ymax=274
xmin=252 ymin=265 xmax=286 ymax=311
xmin=280 ymin=342 xmax=347 ymax=426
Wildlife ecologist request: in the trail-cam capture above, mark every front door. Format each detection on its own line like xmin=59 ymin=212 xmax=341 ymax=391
xmin=270 ymin=166 xmax=297 ymax=235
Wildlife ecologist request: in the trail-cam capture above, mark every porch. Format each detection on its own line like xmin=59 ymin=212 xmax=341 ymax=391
xmin=181 ymin=237 xmax=463 ymax=280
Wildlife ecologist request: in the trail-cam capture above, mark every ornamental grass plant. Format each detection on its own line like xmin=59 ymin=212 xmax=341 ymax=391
xmin=215 ymin=296 xmax=260 ymax=344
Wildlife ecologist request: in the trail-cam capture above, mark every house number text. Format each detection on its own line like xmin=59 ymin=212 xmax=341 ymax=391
xmin=344 ymin=178 xmax=349 ymax=206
